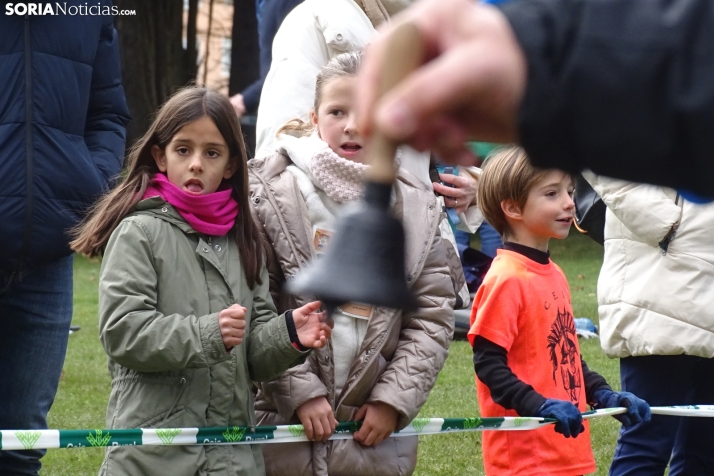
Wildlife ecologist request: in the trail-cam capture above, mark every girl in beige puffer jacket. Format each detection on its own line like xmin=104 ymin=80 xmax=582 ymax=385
xmin=249 ymin=52 xmax=455 ymax=476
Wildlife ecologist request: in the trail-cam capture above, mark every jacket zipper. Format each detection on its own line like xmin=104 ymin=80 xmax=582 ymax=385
xmin=335 ymin=330 xmax=389 ymax=408
xmin=21 ymin=14 xmax=34 ymax=264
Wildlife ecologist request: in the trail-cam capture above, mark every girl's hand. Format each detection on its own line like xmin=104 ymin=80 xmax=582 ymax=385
xmin=352 ymin=402 xmax=399 ymax=447
xmin=218 ymin=304 xmax=247 ymax=351
xmin=293 ymin=301 xmax=332 ymax=349
xmin=433 ymin=171 xmax=477 ymax=214
xmin=296 ymin=396 xmax=338 ymax=441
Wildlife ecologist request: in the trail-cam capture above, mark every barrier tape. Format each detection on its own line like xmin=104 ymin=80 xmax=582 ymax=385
xmin=1 ymin=406 xmax=711 ymax=451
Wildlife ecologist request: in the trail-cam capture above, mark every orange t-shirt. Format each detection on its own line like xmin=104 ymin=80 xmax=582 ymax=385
xmin=468 ymin=249 xmax=595 ymax=476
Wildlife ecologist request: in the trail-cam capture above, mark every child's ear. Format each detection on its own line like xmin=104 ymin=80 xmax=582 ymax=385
xmin=501 ymin=199 xmax=523 ymax=221
xmin=310 ymin=110 xmax=320 ymax=137
xmin=223 ymin=160 xmax=237 ymax=180
xmin=151 ymin=145 xmax=167 ymax=173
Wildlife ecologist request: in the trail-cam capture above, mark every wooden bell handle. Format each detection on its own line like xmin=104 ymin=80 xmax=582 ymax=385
xmin=366 ymin=23 xmax=425 ymax=185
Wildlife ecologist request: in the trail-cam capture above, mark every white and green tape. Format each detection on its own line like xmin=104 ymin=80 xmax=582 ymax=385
xmin=1 ymin=406 xmax=710 ymax=451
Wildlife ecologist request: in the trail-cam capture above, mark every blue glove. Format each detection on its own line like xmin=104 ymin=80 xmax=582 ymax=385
xmin=535 ymin=399 xmax=584 ymax=438
xmin=592 ymin=389 xmax=651 ymax=427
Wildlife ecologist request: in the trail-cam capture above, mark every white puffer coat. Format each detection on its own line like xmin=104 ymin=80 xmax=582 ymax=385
xmin=584 ymin=171 xmax=714 ymax=358
xmin=256 ymin=0 xmax=375 ymax=157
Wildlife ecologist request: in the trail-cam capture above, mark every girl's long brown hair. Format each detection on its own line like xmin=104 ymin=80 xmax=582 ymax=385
xmin=71 ymin=87 xmax=267 ymax=289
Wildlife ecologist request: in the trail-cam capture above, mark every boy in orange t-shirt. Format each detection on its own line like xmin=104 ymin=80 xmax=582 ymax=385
xmin=468 ymin=147 xmax=651 ymax=476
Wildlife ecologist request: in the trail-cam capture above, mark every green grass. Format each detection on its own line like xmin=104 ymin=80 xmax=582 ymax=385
xmin=41 ymin=233 xmax=617 ymax=475
xmin=42 ymin=256 xmax=108 ymax=475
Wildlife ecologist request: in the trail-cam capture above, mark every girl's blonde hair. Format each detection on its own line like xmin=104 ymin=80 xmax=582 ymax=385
xmin=71 ymin=87 xmax=267 ymax=289
xmin=477 ymin=146 xmax=552 ymax=239
xmin=277 ymin=50 xmax=363 ymax=137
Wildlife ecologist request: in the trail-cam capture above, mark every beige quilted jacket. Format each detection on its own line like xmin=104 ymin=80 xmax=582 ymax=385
xmin=248 ymin=153 xmax=455 ymax=476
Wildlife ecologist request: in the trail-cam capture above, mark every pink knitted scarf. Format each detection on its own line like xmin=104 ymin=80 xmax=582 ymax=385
xmin=308 ymin=144 xmax=369 ymax=203
xmin=142 ymin=173 xmax=239 ymax=236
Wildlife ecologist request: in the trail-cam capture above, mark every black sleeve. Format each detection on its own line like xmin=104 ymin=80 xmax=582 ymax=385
xmin=581 ymin=356 xmax=612 ymax=405
xmin=500 ymin=0 xmax=714 ymax=197
xmin=284 ymin=310 xmax=308 ymax=351
xmin=473 ymin=335 xmax=546 ymax=416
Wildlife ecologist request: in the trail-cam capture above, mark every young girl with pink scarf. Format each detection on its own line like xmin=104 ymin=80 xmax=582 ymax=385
xmin=71 ymin=87 xmax=332 ymax=476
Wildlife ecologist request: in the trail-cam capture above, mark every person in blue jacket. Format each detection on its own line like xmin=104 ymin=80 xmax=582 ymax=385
xmin=0 ymin=2 xmax=130 ymax=474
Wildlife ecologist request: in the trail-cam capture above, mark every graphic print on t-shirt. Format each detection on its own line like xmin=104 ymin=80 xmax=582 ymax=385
xmin=546 ymin=307 xmax=582 ymax=405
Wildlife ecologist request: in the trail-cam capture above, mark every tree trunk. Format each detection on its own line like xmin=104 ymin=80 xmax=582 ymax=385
xmin=230 ymin=0 xmax=260 ymax=156
xmin=115 ymin=0 xmax=198 ymax=149
xmin=229 ymin=0 xmax=259 ymax=96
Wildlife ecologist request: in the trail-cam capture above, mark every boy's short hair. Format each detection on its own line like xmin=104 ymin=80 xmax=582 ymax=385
xmin=477 ymin=146 xmax=551 ymax=238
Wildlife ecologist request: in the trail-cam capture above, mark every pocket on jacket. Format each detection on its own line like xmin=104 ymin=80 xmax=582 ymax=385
xmin=138 ymin=405 xmax=187 ymax=429
xmin=110 ymin=373 xmax=191 ymax=430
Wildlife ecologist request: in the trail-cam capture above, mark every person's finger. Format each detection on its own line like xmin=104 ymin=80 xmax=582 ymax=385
xmin=641 ymin=404 xmax=652 ymax=423
xmin=303 ymin=418 xmax=314 ymax=441
xmin=312 ymin=418 xmax=325 ymax=442
xmin=223 ymin=336 xmax=240 ymax=348
xmin=372 ymin=430 xmax=387 ymax=447
xmin=374 ymin=37 xmax=519 ymax=144
xmin=222 ymin=305 xmax=246 ymax=320
xmin=355 ymin=405 xmax=368 ymax=422
xmin=320 ymin=323 xmax=333 ymax=337
xmin=297 ymin=301 xmax=323 ymax=319
xmin=616 ymin=414 xmax=633 ymax=428
xmin=628 ymin=408 xmax=642 ymax=425
xmin=358 ymin=1 xmax=525 ymax=146
xmin=437 ymin=172 xmax=468 ymax=187
xmin=352 ymin=420 xmax=370 ymax=443
xmin=432 ymin=182 xmax=467 ymax=200
xmin=361 ymin=429 xmax=377 ymax=447
xmin=356 ymin=0 xmax=454 ymax=136
xmin=555 ymin=420 xmax=570 ymax=438
xmin=319 ymin=414 xmax=333 ymax=441
xmin=436 ymin=193 xmax=468 ymax=213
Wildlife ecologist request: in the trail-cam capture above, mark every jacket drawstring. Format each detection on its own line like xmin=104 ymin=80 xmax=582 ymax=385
xmin=162 ymin=377 xmax=187 ymax=424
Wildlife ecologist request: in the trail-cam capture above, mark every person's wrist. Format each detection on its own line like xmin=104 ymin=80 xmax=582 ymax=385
xmin=284 ymin=310 xmax=309 ymax=351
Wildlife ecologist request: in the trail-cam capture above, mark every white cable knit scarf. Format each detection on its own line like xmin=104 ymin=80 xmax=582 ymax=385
xmin=308 ymin=142 xmax=369 ymax=203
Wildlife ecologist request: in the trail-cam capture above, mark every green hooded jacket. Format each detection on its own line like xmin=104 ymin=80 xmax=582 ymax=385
xmin=98 ymin=197 xmax=308 ymax=476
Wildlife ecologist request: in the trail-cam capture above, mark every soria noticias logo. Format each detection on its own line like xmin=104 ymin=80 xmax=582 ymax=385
xmin=4 ymin=3 xmax=136 ymax=16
